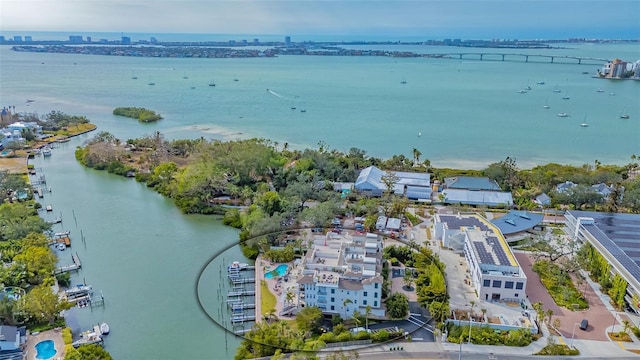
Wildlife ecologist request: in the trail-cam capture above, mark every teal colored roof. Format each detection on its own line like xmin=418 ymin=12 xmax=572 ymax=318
xmin=491 ymin=211 xmax=544 ymax=235
xmin=444 ymin=176 xmax=501 ymax=191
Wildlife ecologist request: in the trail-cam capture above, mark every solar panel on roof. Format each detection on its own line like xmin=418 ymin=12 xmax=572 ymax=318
xmin=584 ymin=224 xmax=640 ymax=282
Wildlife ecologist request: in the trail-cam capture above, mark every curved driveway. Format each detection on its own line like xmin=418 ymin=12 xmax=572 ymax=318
xmin=515 ymin=252 xmax=614 ymax=341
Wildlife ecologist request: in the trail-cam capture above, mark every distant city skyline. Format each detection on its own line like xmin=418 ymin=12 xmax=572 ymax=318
xmin=1 ymin=0 xmax=639 ymax=39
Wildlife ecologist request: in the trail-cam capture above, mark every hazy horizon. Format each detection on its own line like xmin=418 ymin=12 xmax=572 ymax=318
xmin=1 ymin=1 xmax=639 ymax=40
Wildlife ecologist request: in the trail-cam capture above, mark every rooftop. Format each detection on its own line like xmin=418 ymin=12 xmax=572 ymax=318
xmin=491 ymin=210 xmax=544 ymax=235
xmin=438 ymin=214 xmax=517 ymax=267
xmin=444 ymin=176 xmax=502 ymax=191
xmin=568 ymin=210 xmax=640 ymax=284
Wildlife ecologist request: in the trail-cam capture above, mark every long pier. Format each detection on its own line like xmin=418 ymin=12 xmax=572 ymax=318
xmin=54 ymin=252 xmax=82 ymax=274
xmin=426 ymin=52 xmax=608 ymax=65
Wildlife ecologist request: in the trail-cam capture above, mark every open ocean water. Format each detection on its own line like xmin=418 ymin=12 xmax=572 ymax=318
xmin=1 ymin=39 xmax=639 ymax=168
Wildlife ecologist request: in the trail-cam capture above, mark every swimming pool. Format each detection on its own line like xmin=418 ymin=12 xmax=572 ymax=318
xmin=35 ymin=340 xmax=57 ymax=360
xmin=265 ymin=264 xmax=289 ymax=279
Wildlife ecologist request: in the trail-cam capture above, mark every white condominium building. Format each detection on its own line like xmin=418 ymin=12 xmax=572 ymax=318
xmin=298 ymin=232 xmax=385 ymax=318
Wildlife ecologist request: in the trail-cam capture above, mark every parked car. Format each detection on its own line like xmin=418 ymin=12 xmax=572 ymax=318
xmin=579 ymin=319 xmax=588 ymax=330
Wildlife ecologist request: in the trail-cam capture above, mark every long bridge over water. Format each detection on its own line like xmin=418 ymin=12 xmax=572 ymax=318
xmin=422 ymin=53 xmax=609 ymax=65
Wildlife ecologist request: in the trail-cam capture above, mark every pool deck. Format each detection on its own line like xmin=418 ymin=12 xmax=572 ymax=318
xmin=24 ymin=328 xmax=65 ymax=360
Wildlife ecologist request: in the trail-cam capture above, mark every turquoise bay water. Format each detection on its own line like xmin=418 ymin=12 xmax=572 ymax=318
xmin=0 ymin=41 xmax=638 ymax=359
xmin=1 ymin=43 xmax=638 ymax=169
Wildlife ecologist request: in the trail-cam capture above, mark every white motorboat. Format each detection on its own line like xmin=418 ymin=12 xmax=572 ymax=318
xmin=100 ymin=322 xmax=110 ymax=335
xmin=65 ymin=284 xmax=93 ymax=298
xmin=557 ymin=113 xmax=569 ymax=118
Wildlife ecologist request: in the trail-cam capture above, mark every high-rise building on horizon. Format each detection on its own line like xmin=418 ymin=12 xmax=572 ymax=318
xmin=285 ymin=36 xmax=291 ymax=47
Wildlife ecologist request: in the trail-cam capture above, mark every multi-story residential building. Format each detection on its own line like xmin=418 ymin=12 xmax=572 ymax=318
xmin=297 ymin=232 xmax=385 ymax=318
xmin=565 ymin=211 xmax=640 ymax=314
xmin=433 ymin=213 xmax=527 ymax=303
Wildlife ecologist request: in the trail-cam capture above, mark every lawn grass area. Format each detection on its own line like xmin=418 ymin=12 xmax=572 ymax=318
xmin=534 ymin=344 xmax=580 ymax=356
xmin=43 ymin=123 xmax=97 ymax=138
xmin=260 ymin=280 xmax=276 ymax=317
xmin=404 ymin=211 xmax=421 ymax=226
xmin=608 ymin=332 xmax=633 ymax=342
xmin=533 ymin=260 xmax=588 ymax=310
xmin=551 ymin=227 xmax=565 ymax=235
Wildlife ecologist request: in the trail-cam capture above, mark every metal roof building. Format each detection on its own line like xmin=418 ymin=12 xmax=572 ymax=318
xmin=491 ymin=211 xmax=544 ymax=235
xmin=565 ymin=210 xmax=640 ymax=314
xmin=355 ymin=166 xmax=431 ymax=200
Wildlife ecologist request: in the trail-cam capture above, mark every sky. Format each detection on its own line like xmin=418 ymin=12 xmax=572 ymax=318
xmin=1 ymin=0 xmax=639 ymax=39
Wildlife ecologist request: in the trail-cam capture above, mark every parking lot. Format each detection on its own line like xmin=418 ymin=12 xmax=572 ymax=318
xmin=515 ymin=252 xmax=614 ymax=341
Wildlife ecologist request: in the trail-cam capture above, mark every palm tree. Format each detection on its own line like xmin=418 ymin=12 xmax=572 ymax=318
xmin=285 ymin=289 xmax=295 ymax=305
xmin=622 ymin=319 xmax=631 ymax=336
xmin=480 ymin=308 xmax=487 ymax=323
xmin=343 ymin=298 xmax=353 ymax=319
xmin=403 ymin=270 xmax=414 ymax=290
xmin=352 ymin=310 xmax=362 ymax=328
xmin=365 ymin=305 xmax=372 ymax=331
xmin=412 ymin=148 xmax=422 ymax=166
xmin=545 ymin=309 xmax=554 ymax=325
xmin=532 ymin=302 xmax=543 ymax=324
xmin=264 ymin=307 xmax=276 ymax=324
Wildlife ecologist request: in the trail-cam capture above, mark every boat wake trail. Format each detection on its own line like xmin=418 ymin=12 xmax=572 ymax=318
xmin=266 ymin=88 xmax=297 ymax=101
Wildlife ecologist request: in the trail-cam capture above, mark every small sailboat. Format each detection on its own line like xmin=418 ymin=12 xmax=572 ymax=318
xmin=562 ymin=92 xmax=570 ymax=100
xmin=537 ymin=81 xmax=545 ymax=85
xmin=557 ymin=113 xmax=569 ymax=118
xmin=517 ymin=89 xmax=527 ymax=94
xmin=182 ymin=72 xmax=188 ymax=79
xmin=553 ymin=85 xmax=561 ymax=93
xmin=400 ymin=77 xmax=407 ymax=84
xmin=597 ymin=89 xmax=604 ymax=93
xmin=543 ymin=99 xmax=550 ymax=109
xmin=148 ymin=76 xmax=155 ymax=86
xmin=580 ymin=116 xmax=589 ymax=127
xmin=131 ymin=70 xmax=138 ymax=80
xmin=208 ymin=80 xmax=216 ymax=87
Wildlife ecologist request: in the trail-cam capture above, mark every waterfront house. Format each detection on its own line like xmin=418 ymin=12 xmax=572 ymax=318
xmin=555 ymin=181 xmax=577 ymax=193
xmin=533 ymin=193 xmax=551 ymax=206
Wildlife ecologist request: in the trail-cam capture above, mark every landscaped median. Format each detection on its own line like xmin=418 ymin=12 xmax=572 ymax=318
xmin=532 ymin=259 xmax=588 ymax=310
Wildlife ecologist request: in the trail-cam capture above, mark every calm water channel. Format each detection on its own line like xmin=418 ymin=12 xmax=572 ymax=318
xmin=30 ymin=135 xmax=245 ymax=359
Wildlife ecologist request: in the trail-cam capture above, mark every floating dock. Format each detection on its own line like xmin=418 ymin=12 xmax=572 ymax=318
xmin=231 ymin=315 xmax=256 ymax=324
xmin=227 ymin=290 xmax=255 ymax=297
xmin=228 ymin=276 xmax=255 ymax=285
xmin=230 ymin=303 xmax=255 ymax=311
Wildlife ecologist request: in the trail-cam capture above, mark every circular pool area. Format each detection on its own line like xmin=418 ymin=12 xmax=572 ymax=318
xmin=265 ymin=264 xmax=289 ymax=279
xmin=35 ymin=340 xmax=57 ymax=360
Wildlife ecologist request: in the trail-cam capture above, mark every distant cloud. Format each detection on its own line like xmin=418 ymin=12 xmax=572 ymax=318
xmin=1 ymin=0 xmax=638 ymax=38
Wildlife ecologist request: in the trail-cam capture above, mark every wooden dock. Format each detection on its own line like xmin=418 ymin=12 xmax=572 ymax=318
xmin=55 ymin=252 xmax=82 ymax=274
